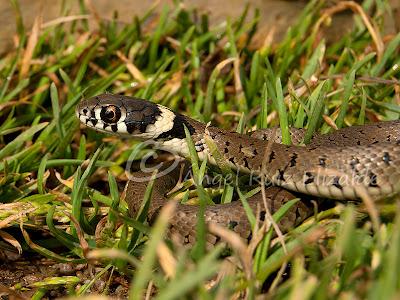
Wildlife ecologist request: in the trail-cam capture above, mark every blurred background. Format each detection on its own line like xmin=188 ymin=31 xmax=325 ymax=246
xmin=1 ymin=0 xmax=399 ymax=55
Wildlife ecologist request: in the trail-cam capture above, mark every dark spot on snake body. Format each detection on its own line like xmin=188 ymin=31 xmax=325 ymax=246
xmin=225 ymin=141 xmax=230 ymax=146
xmin=289 ymin=153 xmax=298 ymax=167
xmin=243 ymin=158 xmax=250 ymax=169
xmin=102 ymin=123 xmax=108 ymax=130
xmin=357 ymin=141 xmax=361 ymax=145
xmin=111 ymin=124 xmax=118 ymax=132
xmin=268 ymin=151 xmax=276 ymax=163
xmin=319 ymin=157 xmax=326 ymax=168
xmin=304 ymin=172 xmax=314 ymax=184
xmin=368 ymin=171 xmax=378 ymax=187
xmin=277 ymin=169 xmax=286 ymax=182
xmin=260 ymin=211 xmax=266 ymax=221
xmin=228 ymin=221 xmax=238 ymax=229
xmin=253 ymin=148 xmax=258 ymax=155
xmin=247 ymin=232 xmax=253 ymax=243
xmin=210 ymin=131 xmax=218 ymax=139
xmin=383 ymin=152 xmax=391 ymax=165
xmin=229 ymin=157 xmax=235 ymax=164
xmin=332 ymin=177 xmax=343 ymax=190
xmin=224 ymin=148 xmax=229 ymax=154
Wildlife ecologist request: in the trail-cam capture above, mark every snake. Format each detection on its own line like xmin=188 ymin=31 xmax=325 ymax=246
xmin=76 ymin=93 xmax=400 ymax=245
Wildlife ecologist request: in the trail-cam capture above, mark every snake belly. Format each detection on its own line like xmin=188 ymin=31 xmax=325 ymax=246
xmin=76 ymin=93 xmax=400 ymax=244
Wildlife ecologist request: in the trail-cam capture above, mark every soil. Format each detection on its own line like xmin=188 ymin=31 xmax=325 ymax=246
xmin=0 ymin=250 xmax=129 ymax=299
xmin=1 ymin=0 xmax=398 ymax=54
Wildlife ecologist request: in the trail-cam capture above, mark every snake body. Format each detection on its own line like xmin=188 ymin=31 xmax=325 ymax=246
xmin=76 ymin=94 xmax=400 ymax=244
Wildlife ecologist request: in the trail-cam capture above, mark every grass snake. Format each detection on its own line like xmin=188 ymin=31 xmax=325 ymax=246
xmin=76 ymin=93 xmax=400 ymax=245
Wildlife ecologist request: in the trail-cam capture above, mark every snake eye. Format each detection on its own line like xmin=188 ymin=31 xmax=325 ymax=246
xmin=100 ymin=105 xmax=121 ymax=124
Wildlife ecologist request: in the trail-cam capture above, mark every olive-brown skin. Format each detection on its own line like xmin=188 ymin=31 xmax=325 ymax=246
xmin=77 ymin=94 xmax=400 ymax=245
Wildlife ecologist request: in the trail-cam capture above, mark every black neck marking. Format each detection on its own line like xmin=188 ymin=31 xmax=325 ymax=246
xmin=156 ymin=113 xmax=196 ymax=140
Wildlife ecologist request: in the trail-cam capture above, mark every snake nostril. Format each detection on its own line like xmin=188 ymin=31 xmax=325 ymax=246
xmin=82 ymin=108 xmax=88 ymax=115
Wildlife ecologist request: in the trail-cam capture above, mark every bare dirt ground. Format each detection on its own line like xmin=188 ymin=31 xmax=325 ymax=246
xmin=1 ymin=0 xmax=398 ymax=54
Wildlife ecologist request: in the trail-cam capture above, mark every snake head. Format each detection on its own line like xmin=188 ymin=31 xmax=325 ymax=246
xmin=76 ymin=93 xmax=178 ymax=139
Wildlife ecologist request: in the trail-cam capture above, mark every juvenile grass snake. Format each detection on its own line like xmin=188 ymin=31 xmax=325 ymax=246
xmin=76 ymin=94 xmax=400 ymax=245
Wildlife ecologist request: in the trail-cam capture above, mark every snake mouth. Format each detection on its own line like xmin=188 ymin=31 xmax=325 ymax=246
xmin=77 ymin=111 xmax=125 ymax=135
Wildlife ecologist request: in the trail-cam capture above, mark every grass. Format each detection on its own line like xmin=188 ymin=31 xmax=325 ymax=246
xmin=0 ymin=0 xmax=400 ymax=298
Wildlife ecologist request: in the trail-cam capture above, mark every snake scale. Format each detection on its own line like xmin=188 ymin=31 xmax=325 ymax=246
xmin=76 ymin=93 xmax=400 ymax=245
